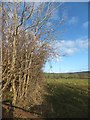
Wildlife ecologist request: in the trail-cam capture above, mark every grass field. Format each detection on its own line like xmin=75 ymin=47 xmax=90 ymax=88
xmin=43 ymin=78 xmax=89 ymax=118
xmin=2 ymin=72 xmax=89 ymax=118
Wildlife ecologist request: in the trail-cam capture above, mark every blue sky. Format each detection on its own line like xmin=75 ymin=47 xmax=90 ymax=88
xmin=5 ymin=2 xmax=88 ymax=73
xmin=44 ymin=2 xmax=88 ymax=73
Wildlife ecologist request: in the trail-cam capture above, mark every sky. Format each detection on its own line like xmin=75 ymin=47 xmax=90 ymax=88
xmin=2 ymin=1 xmax=88 ymax=73
xmin=44 ymin=2 xmax=88 ymax=73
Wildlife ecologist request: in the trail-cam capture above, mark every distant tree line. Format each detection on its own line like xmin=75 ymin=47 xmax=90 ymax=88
xmin=44 ymin=72 xmax=89 ymax=79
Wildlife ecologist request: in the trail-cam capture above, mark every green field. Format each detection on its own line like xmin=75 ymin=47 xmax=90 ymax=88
xmin=43 ymin=77 xmax=89 ymax=118
xmin=2 ymin=72 xmax=89 ymax=118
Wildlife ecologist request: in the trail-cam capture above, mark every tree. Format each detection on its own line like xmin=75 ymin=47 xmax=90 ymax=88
xmin=0 ymin=1 xmax=64 ymax=109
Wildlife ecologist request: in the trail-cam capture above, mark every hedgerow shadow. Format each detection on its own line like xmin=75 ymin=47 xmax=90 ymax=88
xmin=41 ymin=82 xmax=88 ymax=118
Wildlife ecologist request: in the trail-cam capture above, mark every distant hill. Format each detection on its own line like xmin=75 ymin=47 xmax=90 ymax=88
xmin=44 ymin=71 xmax=90 ymax=79
xmin=68 ymin=71 xmax=90 ymax=74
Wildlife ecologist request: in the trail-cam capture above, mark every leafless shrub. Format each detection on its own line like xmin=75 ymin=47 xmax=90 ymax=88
xmin=0 ymin=2 xmax=64 ymax=109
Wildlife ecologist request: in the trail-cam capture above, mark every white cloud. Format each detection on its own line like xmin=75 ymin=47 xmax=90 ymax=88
xmin=76 ymin=39 xmax=88 ymax=48
xmin=83 ymin=21 xmax=88 ymax=28
xmin=68 ymin=16 xmax=78 ymax=25
xmin=52 ymin=37 xmax=88 ymax=56
xmin=63 ymin=47 xmax=78 ymax=55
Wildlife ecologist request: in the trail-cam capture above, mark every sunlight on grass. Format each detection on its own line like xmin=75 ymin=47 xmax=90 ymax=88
xmin=44 ymin=78 xmax=88 ymax=118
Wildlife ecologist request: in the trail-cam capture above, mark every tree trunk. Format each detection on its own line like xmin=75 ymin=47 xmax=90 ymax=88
xmin=12 ymin=2 xmax=17 ymax=106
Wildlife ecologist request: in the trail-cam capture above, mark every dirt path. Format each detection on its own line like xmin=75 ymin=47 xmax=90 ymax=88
xmin=2 ymin=104 xmax=41 ymax=119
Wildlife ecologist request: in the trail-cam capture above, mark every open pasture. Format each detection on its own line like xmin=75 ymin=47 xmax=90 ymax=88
xmin=44 ymin=78 xmax=89 ymax=118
